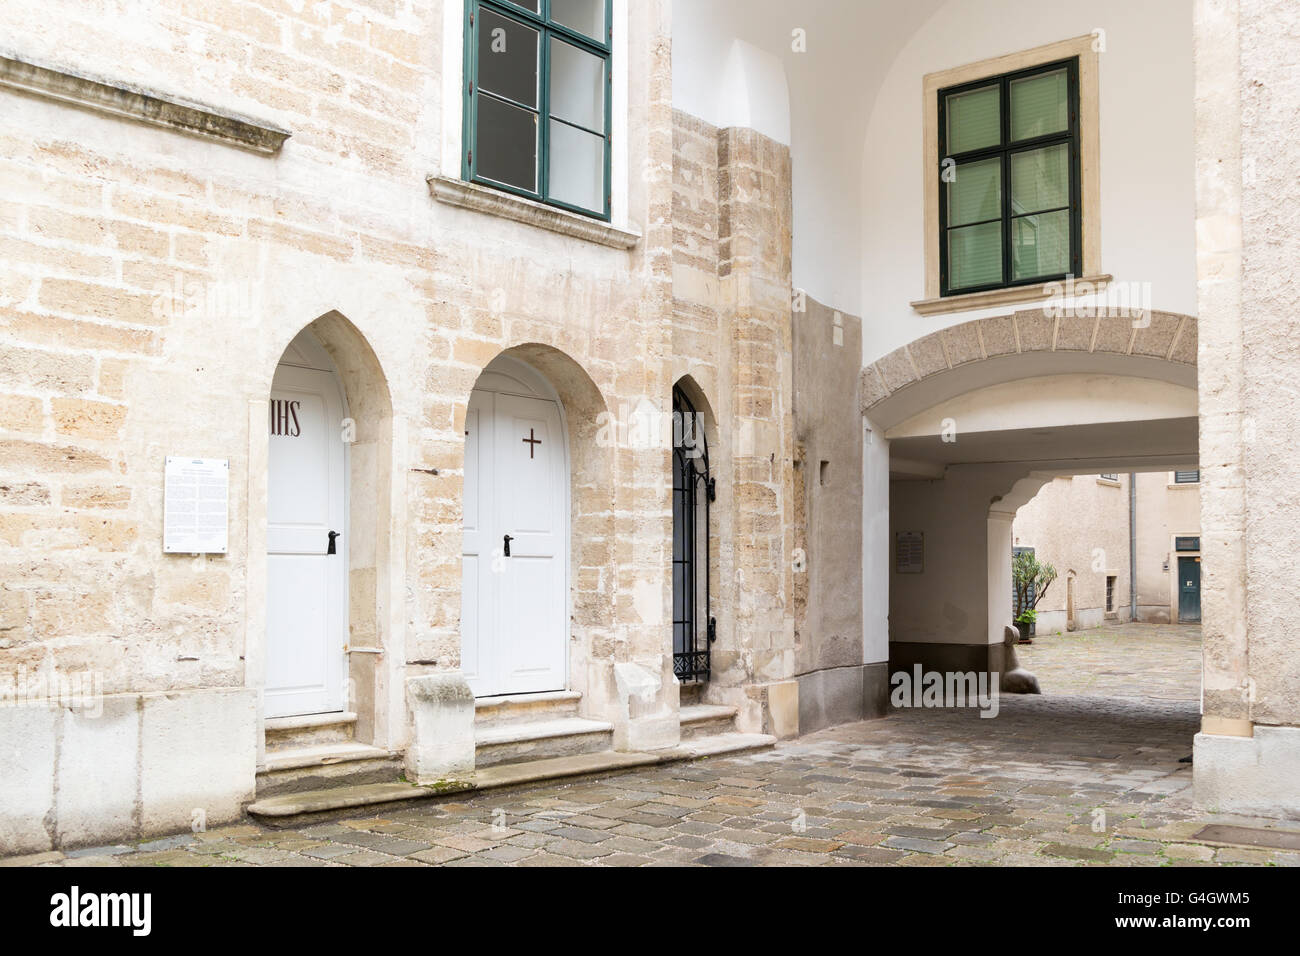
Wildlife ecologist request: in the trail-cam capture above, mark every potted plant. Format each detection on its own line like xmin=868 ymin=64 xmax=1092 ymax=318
xmin=1012 ymin=551 xmax=1058 ymax=643
xmin=1014 ymin=607 xmax=1038 ymax=642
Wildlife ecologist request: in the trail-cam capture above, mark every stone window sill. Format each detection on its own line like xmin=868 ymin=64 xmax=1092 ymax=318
xmin=1097 ymin=477 xmax=1121 ymax=487
xmin=910 ymin=274 xmax=1113 ymax=317
xmin=427 ymin=175 xmax=640 ymax=251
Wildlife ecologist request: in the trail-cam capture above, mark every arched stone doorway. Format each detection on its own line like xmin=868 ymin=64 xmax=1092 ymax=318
xmin=671 ymin=378 xmax=717 ymax=687
xmin=265 ymin=329 xmax=350 ymax=719
xmin=461 ymin=354 xmax=572 ymax=698
xmin=250 ymin=312 xmax=397 ymax=760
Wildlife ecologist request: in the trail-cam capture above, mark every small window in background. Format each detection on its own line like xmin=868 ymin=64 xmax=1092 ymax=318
xmin=1106 ymin=575 xmax=1116 ymax=612
xmin=1174 ymin=470 xmax=1200 ymax=484
xmin=1100 ymin=474 xmax=1118 ymax=482
xmin=939 ymin=59 xmax=1081 ymax=296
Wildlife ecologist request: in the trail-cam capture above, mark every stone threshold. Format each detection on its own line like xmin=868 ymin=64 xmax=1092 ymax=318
xmin=0 ymin=51 xmax=290 ymax=154
xmin=246 ymin=732 xmax=777 ymax=825
xmin=265 ymin=711 xmax=357 ymax=733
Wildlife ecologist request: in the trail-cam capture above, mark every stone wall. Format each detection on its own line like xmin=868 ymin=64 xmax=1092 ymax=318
xmin=0 ymin=0 xmax=678 ymax=852
xmin=1192 ymin=0 xmax=1300 ymax=817
xmin=669 ymin=109 xmax=799 ymax=735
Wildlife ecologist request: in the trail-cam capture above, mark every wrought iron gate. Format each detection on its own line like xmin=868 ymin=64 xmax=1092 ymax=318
xmin=672 ymin=386 xmax=715 ymax=682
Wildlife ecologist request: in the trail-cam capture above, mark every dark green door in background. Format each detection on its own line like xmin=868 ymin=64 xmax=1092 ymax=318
xmin=1178 ymin=556 xmax=1201 ymax=623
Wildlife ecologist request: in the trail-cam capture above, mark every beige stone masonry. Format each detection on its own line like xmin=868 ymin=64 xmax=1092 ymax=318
xmin=862 ymin=310 xmax=1199 ymax=414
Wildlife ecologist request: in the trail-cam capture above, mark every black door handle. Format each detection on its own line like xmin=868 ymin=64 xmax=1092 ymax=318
xmin=327 ymin=530 xmax=340 ymax=555
xmin=503 ymin=534 xmax=513 ymax=557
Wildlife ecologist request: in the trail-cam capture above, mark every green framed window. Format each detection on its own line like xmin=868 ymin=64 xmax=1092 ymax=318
xmin=938 ymin=58 xmax=1082 ymax=296
xmin=463 ymin=0 xmax=612 ymax=220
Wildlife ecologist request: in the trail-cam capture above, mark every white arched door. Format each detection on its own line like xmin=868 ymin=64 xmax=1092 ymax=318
xmin=462 ymin=357 xmax=569 ymax=698
xmin=265 ymin=332 xmax=349 ymax=718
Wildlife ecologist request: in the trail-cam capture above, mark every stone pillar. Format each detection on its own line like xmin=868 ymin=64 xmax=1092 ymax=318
xmin=1192 ymin=0 xmax=1300 ymax=815
xmin=405 ymin=674 xmax=475 ymax=786
xmin=714 ymin=126 xmax=798 ymax=733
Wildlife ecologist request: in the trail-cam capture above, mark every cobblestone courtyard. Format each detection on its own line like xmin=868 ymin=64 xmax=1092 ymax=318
xmin=8 ymin=623 xmax=1298 ymax=867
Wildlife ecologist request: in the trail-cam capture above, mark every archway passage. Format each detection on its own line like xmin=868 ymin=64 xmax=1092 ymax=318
xmin=266 ymin=329 xmax=350 ymax=719
xmin=461 ymin=354 xmax=570 ymax=698
xmin=874 ymin=316 xmax=1201 ymax=757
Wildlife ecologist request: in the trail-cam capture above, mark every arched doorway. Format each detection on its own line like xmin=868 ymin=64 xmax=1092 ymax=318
xmin=265 ymin=329 xmax=349 ymax=719
xmin=462 ymin=354 xmax=571 ymax=698
xmin=672 ymin=383 xmax=715 ymax=684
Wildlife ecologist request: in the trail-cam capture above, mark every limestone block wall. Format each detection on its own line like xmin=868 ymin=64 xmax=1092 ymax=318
xmin=669 ymin=109 xmax=798 ymax=733
xmin=0 ymin=0 xmax=676 ymax=852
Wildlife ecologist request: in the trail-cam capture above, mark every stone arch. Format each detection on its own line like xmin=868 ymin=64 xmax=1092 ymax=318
xmin=863 ymin=310 xmax=1198 ymax=429
xmin=670 ymin=374 xmax=721 ymax=693
xmin=251 ymin=310 xmax=399 ymax=752
xmin=461 ymin=342 xmax=615 ymax=710
xmin=671 ymin=374 xmax=720 ymax=464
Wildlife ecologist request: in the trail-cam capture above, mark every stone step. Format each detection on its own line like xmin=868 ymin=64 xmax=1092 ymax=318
xmin=255 ymin=742 xmax=403 ymax=799
xmin=474 ymin=716 xmax=614 ymax=768
xmin=665 ymin=731 xmax=775 ymax=760
xmin=264 ymin=711 xmax=357 ymax=753
xmin=679 ymin=703 xmax=738 ymax=740
xmin=247 ymin=732 xmax=778 ymax=826
xmin=473 ymin=690 xmax=583 ymax=728
xmin=678 ymin=682 xmax=706 ymax=706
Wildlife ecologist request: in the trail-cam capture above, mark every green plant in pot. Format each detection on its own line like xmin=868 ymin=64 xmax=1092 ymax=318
xmin=1012 ymin=551 xmax=1058 ymax=643
xmin=1014 ymin=607 xmax=1038 ymax=641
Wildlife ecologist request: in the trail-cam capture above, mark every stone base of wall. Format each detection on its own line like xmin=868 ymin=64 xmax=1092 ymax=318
xmin=0 ymin=687 xmax=257 ymax=856
xmin=890 ymin=641 xmax=1004 ymax=679
xmin=796 ymin=663 xmax=889 ymax=734
xmin=1193 ymin=727 xmax=1300 ymax=819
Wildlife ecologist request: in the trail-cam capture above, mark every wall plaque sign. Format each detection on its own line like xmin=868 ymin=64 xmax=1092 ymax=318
xmin=895 ymin=531 xmax=924 ymax=574
xmin=164 ymin=457 xmax=229 ymax=554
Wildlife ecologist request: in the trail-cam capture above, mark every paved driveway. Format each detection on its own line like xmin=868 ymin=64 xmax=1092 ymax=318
xmin=8 ymin=623 xmax=1298 ymax=867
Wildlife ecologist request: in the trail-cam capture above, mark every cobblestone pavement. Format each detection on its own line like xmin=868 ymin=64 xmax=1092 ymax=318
xmin=1018 ymin=622 xmax=1202 ymax=702
xmin=9 ymin=623 xmax=1298 ymax=867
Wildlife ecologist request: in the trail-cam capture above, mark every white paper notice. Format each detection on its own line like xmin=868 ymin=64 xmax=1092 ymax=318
xmin=164 ymin=457 xmax=229 ymax=554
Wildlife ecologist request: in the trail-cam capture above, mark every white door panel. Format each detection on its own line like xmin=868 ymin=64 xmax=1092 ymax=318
xmin=461 ymin=384 xmax=567 ymax=697
xmin=266 ymin=364 xmax=348 ymax=718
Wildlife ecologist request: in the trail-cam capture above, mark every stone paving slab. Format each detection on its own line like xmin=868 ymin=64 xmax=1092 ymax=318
xmin=8 ymin=623 xmax=1300 ymax=868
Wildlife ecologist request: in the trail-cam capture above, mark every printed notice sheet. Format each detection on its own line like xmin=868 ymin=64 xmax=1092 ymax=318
xmin=163 ymin=457 xmax=229 ymax=554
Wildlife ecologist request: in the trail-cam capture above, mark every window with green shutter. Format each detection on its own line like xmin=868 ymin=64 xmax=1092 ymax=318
xmin=938 ymin=58 xmax=1081 ymax=296
xmin=463 ymin=0 xmax=612 ymax=220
